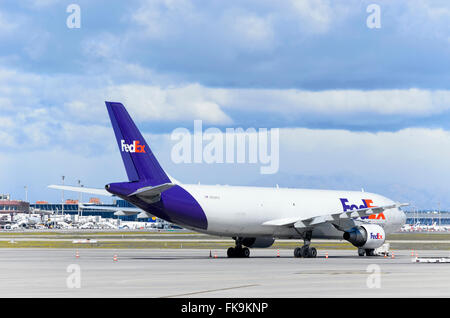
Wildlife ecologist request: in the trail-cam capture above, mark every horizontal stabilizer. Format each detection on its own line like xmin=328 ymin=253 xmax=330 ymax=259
xmin=78 ymin=204 xmax=141 ymax=214
xmin=128 ymin=183 xmax=176 ymax=204
xmin=137 ymin=211 xmax=154 ymax=219
xmin=48 ymin=185 xmax=113 ymax=197
xmin=113 ymin=210 xmax=139 ymax=216
xmin=80 ymin=205 xmax=149 ymax=217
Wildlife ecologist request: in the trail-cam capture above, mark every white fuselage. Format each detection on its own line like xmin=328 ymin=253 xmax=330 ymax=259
xmin=182 ymin=184 xmax=406 ymax=239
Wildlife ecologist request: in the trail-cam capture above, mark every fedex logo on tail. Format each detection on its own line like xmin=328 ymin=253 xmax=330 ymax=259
xmin=370 ymin=232 xmax=383 ymax=240
xmin=340 ymin=198 xmax=385 ymax=220
xmin=121 ymin=140 xmax=146 ymax=153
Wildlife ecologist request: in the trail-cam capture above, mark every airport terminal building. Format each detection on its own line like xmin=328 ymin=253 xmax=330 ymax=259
xmin=30 ymin=198 xmax=150 ymax=222
xmin=0 ymin=194 xmax=29 ymax=214
xmin=404 ymin=211 xmax=450 ymax=226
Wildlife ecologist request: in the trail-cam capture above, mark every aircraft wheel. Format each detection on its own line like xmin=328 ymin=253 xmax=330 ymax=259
xmin=365 ymin=249 xmax=375 ymax=256
xmin=227 ymin=247 xmax=250 ymax=258
xmin=300 ymin=246 xmax=310 ymax=258
xmin=294 ymin=247 xmax=302 ymax=258
xmin=308 ymin=247 xmax=317 ymax=258
xmin=242 ymin=247 xmax=250 ymax=258
xmin=227 ymin=247 xmax=235 ymax=258
xmin=358 ymin=248 xmax=365 ymax=257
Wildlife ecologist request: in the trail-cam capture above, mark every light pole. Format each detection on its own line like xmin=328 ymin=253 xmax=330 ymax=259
xmin=78 ymin=180 xmax=81 ymax=217
xmin=80 ymin=184 xmax=84 ymax=217
xmin=24 ymin=186 xmax=28 ymax=202
xmin=438 ymin=201 xmax=441 ymax=228
xmin=62 ymin=176 xmax=65 ymax=216
xmin=412 ymin=205 xmax=417 ymax=226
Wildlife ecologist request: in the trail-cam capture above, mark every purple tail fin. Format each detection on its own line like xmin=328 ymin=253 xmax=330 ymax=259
xmin=105 ymin=101 xmax=171 ymax=186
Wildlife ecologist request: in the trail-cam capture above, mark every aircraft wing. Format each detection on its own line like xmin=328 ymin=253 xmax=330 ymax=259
xmin=48 ymin=185 xmax=113 ymax=197
xmin=262 ymin=202 xmax=409 ymax=229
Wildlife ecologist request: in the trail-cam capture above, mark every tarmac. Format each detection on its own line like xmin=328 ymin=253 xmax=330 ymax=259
xmin=0 ymin=248 xmax=449 ymax=298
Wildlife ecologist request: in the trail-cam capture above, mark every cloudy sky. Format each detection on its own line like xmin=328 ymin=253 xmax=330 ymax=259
xmin=0 ymin=0 xmax=449 ymax=209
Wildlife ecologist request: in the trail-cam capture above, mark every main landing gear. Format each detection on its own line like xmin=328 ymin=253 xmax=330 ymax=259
xmin=294 ymin=231 xmax=317 ymax=258
xmin=294 ymin=246 xmax=317 ymax=258
xmin=227 ymin=237 xmax=250 ymax=258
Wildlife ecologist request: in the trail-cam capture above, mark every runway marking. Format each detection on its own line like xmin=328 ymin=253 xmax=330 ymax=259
xmin=294 ymin=270 xmax=391 ymax=275
xmin=161 ymin=284 xmax=259 ymax=298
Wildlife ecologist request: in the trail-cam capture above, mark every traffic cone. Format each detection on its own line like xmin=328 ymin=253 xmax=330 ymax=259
xmin=277 ymin=249 xmax=280 ymax=258
xmin=214 ymin=252 xmax=217 ymax=259
xmin=75 ymin=250 xmax=79 ymax=258
xmin=325 ymin=252 xmax=328 ymax=259
xmin=391 ymin=251 xmax=395 ymax=259
xmin=113 ymin=254 xmax=118 ymax=262
xmin=411 ymin=250 xmax=414 ymax=257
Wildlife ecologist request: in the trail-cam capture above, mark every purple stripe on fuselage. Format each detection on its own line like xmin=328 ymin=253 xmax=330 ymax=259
xmin=160 ymin=185 xmax=208 ymax=230
xmin=106 ymin=182 xmax=207 ymax=230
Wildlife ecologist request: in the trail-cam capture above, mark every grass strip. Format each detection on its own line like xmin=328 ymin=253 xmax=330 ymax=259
xmin=2 ymin=240 xmax=447 ymax=250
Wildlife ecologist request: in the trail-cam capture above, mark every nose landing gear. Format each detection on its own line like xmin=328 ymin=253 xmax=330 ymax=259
xmin=358 ymin=248 xmax=375 ymax=256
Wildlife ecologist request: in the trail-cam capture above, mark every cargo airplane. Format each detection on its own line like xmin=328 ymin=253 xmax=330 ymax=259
xmin=50 ymin=102 xmax=407 ymax=258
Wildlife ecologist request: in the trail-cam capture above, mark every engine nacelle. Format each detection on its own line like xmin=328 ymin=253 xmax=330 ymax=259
xmin=242 ymin=237 xmax=275 ymax=248
xmin=343 ymin=224 xmax=385 ymax=249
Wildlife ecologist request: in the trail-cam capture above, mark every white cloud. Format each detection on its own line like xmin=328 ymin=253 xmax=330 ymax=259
xmin=0 ymin=116 xmax=14 ymax=128
xmin=131 ymin=0 xmax=196 ymax=38
xmin=2 ymin=62 xmax=450 ymax=153
xmin=0 ymin=65 xmax=234 ymax=128
xmin=24 ymin=0 xmax=62 ymax=8
xmin=288 ymin=0 xmax=353 ymax=34
xmin=58 ymin=122 xmax=114 ymax=153
xmin=82 ymin=33 xmax=123 ymax=59
xmin=0 ymin=130 xmax=17 ymax=148
xmin=0 ymin=12 xmax=18 ymax=36
xmin=280 ymin=127 xmax=450 ymax=175
xmin=23 ymin=30 xmax=51 ymax=61
xmin=289 ymin=0 xmax=334 ymax=33
xmin=213 ymin=88 xmax=450 ymax=116
xmin=245 ymin=126 xmax=450 ymax=208
xmin=0 ymin=149 xmax=125 ymax=203
xmin=395 ymin=0 xmax=450 ymax=45
xmin=225 ymin=13 xmax=275 ymax=52
xmin=80 ymin=84 xmax=450 ymax=119
xmin=276 ymin=127 xmax=450 ymax=207
xmin=0 ymin=97 xmax=14 ymax=111
xmin=105 ymin=83 xmax=233 ymax=124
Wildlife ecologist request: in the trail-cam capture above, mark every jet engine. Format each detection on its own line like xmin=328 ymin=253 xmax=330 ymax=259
xmin=242 ymin=237 xmax=275 ymax=248
xmin=343 ymin=224 xmax=385 ymax=249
